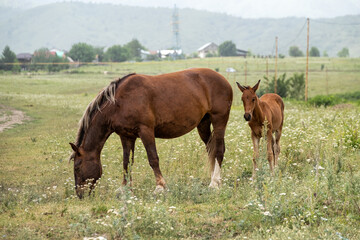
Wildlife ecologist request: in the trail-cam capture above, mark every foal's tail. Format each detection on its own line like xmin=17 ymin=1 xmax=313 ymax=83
xmin=207 ymin=131 xmax=217 ymax=174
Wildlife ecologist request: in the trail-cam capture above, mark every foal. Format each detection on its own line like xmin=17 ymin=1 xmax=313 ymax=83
xmin=236 ymin=80 xmax=284 ymax=176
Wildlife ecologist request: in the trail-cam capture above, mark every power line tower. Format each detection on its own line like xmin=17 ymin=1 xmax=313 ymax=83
xmin=172 ymin=5 xmax=181 ymax=55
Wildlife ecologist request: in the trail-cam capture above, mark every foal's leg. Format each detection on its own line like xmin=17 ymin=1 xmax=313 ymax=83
xmin=120 ymin=136 xmax=136 ymax=186
xmin=139 ymin=126 xmax=166 ymax=193
xmin=266 ymin=129 xmax=274 ymax=172
xmin=274 ymin=129 xmax=282 ymax=166
xmin=251 ymin=131 xmax=260 ymax=178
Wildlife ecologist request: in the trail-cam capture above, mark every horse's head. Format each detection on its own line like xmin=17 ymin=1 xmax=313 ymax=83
xmin=69 ymin=143 xmax=102 ymax=199
xmin=236 ymin=80 xmax=260 ymax=121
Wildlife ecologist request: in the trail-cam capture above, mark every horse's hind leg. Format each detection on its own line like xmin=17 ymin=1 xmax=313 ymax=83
xmin=266 ymin=129 xmax=274 ymax=172
xmin=208 ymin=113 xmax=229 ymax=188
xmin=139 ymin=125 xmax=166 ymax=193
xmin=120 ymin=136 xmax=136 ymax=186
xmin=274 ymin=129 xmax=282 ymax=166
xmin=197 ymin=114 xmax=215 ymax=171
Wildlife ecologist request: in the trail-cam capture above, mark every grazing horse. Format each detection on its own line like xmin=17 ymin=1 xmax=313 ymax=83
xmin=236 ymin=80 xmax=284 ymax=176
xmin=69 ymin=68 xmax=233 ymax=198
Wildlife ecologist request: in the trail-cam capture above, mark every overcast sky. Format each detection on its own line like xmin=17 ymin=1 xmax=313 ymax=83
xmin=71 ymin=0 xmax=360 ymax=19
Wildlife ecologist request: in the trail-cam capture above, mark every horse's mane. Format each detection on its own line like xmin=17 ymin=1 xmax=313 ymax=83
xmin=74 ymin=73 xmax=136 ymax=147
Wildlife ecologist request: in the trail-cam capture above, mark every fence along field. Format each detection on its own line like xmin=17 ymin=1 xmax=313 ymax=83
xmin=0 ymin=57 xmax=359 ymax=239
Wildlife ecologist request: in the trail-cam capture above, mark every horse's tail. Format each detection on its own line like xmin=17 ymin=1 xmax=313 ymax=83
xmin=207 ymin=131 xmax=217 ymax=174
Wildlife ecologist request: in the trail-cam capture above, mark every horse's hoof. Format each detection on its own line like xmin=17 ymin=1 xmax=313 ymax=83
xmin=153 ymin=185 xmax=165 ymax=194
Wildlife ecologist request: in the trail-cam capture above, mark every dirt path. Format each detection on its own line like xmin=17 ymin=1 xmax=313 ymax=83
xmin=0 ymin=105 xmax=28 ymax=132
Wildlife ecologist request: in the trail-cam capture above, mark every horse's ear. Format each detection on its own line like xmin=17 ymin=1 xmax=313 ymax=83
xmin=69 ymin=143 xmax=79 ymax=154
xmin=236 ymin=82 xmax=246 ymax=92
xmin=252 ymin=80 xmax=261 ymax=92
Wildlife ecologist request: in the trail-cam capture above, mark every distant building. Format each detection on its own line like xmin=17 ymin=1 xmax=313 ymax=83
xmin=16 ymin=53 xmax=32 ymax=70
xmin=197 ymin=42 xmax=218 ymax=58
xmin=50 ymin=49 xmax=67 ymax=59
xmin=237 ymin=49 xmax=248 ymax=58
xmin=16 ymin=53 xmax=32 ymax=63
xmin=158 ymin=49 xmax=182 ymax=59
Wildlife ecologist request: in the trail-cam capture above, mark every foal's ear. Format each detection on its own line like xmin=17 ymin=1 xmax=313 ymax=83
xmin=252 ymin=80 xmax=261 ymax=92
xmin=236 ymin=82 xmax=246 ymax=92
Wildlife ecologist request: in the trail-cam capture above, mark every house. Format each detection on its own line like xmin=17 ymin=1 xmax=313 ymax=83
xmin=197 ymin=42 xmax=218 ymax=58
xmin=158 ymin=49 xmax=182 ymax=59
xmin=237 ymin=49 xmax=248 ymax=58
xmin=16 ymin=53 xmax=32 ymax=70
xmin=16 ymin=53 xmax=32 ymax=63
xmin=50 ymin=49 xmax=67 ymax=59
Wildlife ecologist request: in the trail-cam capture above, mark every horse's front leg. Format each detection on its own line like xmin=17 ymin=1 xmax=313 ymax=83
xmin=120 ymin=136 xmax=136 ymax=186
xmin=251 ymin=131 xmax=260 ymax=178
xmin=139 ymin=125 xmax=166 ymax=193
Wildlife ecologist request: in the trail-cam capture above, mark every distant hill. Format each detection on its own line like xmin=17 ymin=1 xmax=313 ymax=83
xmin=1 ymin=2 xmax=359 ymax=57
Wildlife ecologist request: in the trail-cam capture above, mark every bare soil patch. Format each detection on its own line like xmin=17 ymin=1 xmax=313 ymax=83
xmin=0 ymin=105 xmax=28 ymax=132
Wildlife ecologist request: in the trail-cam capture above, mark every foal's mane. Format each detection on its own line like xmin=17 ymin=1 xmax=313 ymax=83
xmin=74 ymin=73 xmax=136 ymax=147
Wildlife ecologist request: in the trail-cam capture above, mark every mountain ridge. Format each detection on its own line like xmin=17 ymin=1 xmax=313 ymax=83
xmin=1 ymin=2 xmax=359 ymax=56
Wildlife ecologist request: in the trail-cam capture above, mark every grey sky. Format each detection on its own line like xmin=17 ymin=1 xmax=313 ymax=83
xmin=72 ymin=0 xmax=360 ymax=18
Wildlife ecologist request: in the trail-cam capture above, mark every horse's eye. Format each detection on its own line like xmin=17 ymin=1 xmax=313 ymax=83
xmin=252 ymin=98 xmax=255 ymax=102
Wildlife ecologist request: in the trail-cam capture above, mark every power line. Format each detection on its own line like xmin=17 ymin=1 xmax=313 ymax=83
xmin=279 ymin=19 xmax=307 ymax=52
xmin=312 ymin=19 xmax=360 ymax=26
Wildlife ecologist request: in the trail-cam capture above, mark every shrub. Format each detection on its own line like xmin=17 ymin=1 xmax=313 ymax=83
xmin=259 ymin=73 xmax=289 ymax=98
xmin=288 ymin=73 xmax=305 ymax=100
xmin=308 ymin=95 xmax=341 ymax=107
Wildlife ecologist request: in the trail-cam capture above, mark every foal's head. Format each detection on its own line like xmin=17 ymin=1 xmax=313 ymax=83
xmin=69 ymin=143 xmax=102 ymax=199
xmin=236 ymin=80 xmax=260 ymax=121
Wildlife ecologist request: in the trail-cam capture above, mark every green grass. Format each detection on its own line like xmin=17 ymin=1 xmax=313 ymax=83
xmin=0 ymin=57 xmax=360 ymax=239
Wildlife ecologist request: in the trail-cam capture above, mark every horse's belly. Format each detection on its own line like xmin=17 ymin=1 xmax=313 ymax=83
xmin=154 ymin=119 xmax=198 ymax=139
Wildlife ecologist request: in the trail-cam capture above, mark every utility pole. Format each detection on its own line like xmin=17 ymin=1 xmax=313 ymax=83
xmin=275 ymin=36 xmax=278 ymax=94
xmin=266 ymin=56 xmax=269 ymax=79
xmin=244 ymin=61 xmax=247 ymax=85
xmin=305 ymin=18 xmax=310 ymax=101
xmin=326 ymin=67 xmax=329 ymax=95
xmin=172 ymin=5 xmax=181 ymax=59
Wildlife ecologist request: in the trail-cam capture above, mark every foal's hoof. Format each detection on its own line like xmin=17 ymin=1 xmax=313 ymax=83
xmin=153 ymin=185 xmax=165 ymax=194
xmin=208 ymin=180 xmax=221 ymax=189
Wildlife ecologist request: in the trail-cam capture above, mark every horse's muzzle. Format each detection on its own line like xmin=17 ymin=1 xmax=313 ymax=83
xmin=76 ymin=186 xmax=85 ymax=199
xmin=244 ymin=113 xmax=251 ymax=121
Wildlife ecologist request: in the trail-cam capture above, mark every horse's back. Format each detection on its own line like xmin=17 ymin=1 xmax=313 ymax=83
xmin=116 ymin=68 xmax=232 ymax=138
xmin=260 ymin=93 xmax=284 ymax=129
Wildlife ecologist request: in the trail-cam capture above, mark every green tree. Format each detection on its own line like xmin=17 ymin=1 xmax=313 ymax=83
xmin=105 ymin=45 xmax=128 ymax=62
xmin=323 ymin=51 xmax=329 ymax=57
xmin=124 ymin=39 xmax=145 ymax=61
xmin=289 ymin=46 xmax=304 ymax=57
xmin=309 ymin=47 xmax=320 ymax=57
xmin=337 ymin=47 xmax=349 ymax=58
xmin=0 ymin=45 xmax=19 ymax=72
xmin=68 ymin=42 xmax=95 ymax=62
xmin=218 ymin=41 xmax=237 ymax=56
xmin=94 ymin=47 xmax=105 ymax=62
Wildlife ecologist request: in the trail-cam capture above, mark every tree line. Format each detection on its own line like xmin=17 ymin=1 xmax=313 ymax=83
xmin=288 ymin=46 xmax=350 ymax=58
xmin=0 ymin=39 xmax=147 ymax=72
xmin=0 ymin=39 xmax=353 ymax=73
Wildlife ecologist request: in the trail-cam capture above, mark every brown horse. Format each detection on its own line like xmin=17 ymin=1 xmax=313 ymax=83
xmin=69 ymin=68 xmax=233 ymax=198
xmin=236 ymin=80 xmax=284 ymax=176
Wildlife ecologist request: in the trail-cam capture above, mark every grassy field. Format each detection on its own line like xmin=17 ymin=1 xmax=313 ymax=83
xmin=0 ymin=57 xmax=359 ymax=239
